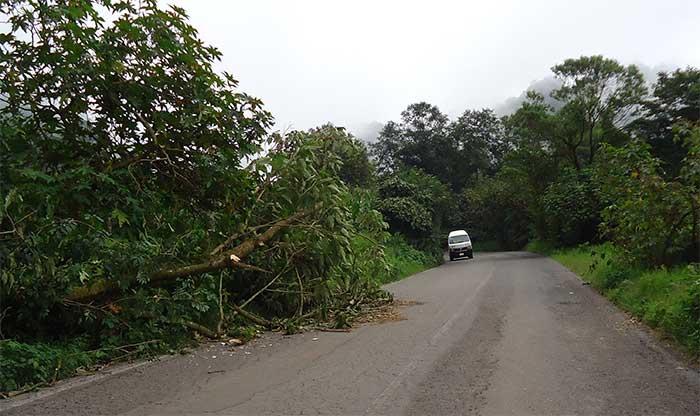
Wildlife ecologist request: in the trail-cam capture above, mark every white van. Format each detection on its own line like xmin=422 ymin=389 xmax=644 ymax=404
xmin=448 ymin=230 xmax=473 ymax=261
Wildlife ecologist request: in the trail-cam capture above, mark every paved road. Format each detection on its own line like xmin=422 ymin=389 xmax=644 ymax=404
xmin=3 ymin=252 xmax=699 ymax=415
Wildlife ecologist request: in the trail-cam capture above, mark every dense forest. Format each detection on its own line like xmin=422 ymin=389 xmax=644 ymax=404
xmin=372 ymin=58 xmax=699 ymax=265
xmin=0 ymin=0 xmax=698 ymax=394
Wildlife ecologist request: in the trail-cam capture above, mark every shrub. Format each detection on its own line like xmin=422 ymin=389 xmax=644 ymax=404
xmin=542 ymin=169 xmax=600 ymax=246
xmin=0 ymin=340 xmax=94 ymax=392
xmin=594 ymin=140 xmax=697 ymax=266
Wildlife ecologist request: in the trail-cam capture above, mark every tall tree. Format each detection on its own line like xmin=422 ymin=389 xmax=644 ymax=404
xmin=633 ymin=68 xmax=700 ymax=176
xmin=447 ymin=109 xmax=509 ymax=189
xmin=551 ymin=55 xmax=646 ymax=165
xmin=371 ymin=102 xmax=454 ymax=184
xmin=373 ymin=103 xmax=510 ymax=191
xmin=306 ymin=124 xmax=374 ymax=187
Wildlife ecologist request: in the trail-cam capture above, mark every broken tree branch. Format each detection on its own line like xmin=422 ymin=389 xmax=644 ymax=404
xmin=231 ymin=304 xmax=271 ymax=327
xmin=216 ymin=274 xmax=224 ymax=336
xmin=65 ymin=207 xmax=317 ymax=303
xmin=239 ymin=249 xmax=301 ymax=310
xmin=209 ymin=218 xmax=280 ymax=257
xmin=182 ymin=320 xmax=220 ymax=339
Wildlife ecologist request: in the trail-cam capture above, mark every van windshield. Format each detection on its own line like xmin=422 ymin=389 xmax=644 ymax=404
xmin=449 ymin=235 xmax=470 ymax=244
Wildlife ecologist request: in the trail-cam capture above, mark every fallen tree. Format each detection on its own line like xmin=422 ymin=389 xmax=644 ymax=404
xmin=0 ymin=0 xmax=392 ymax=394
xmin=65 ymin=208 xmax=313 ymax=303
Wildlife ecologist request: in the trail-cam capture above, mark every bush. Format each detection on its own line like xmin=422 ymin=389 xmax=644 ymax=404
xmin=460 ymin=174 xmax=529 ymax=250
xmin=594 ymin=140 xmax=697 ymax=266
xmin=376 ymin=169 xmax=455 ymax=242
xmin=524 ymin=239 xmax=557 ymax=255
xmin=382 ymin=234 xmax=439 ymax=283
xmin=0 ymin=340 xmax=94 ymax=392
xmin=542 ymin=169 xmax=600 ymax=246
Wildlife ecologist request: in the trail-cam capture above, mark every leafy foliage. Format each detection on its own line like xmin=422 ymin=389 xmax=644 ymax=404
xmin=0 ymin=0 xmax=394 ymax=393
xmin=371 ymin=103 xmax=508 ymax=192
xmin=372 ymin=103 xmax=452 ymax=183
xmin=376 ymin=168 xmax=454 ymax=243
xmin=633 ymin=68 xmax=700 ymax=175
xmin=459 ymin=174 xmax=529 ymax=250
xmin=381 ymin=234 xmax=438 ymax=284
xmin=551 ymin=55 xmax=646 ymax=166
xmin=594 ymin=139 xmax=697 ymax=266
xmin=542 ymin=169 xmax=600 ymax=246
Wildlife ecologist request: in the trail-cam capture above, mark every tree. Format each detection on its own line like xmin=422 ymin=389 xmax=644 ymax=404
xmin=447 ymin=109 xmax=510 ymax=189
xmin=541 ymin=169 xmax=600 ymax=246
xmin=371 ymin=102 xmax=454 ymax=185
xmin=503 ymin=91 xmax=556 ymax=148
xmin=375 ymin=168 xmax=455 ymax=245
xmin=459 ymin=173 xmax=529 ymax=250
xmin=0 ymin=0 xmax=271 ymax=190
xmin=551 ymin=55 xmax=647 ymax=165
xmin=306 ymin=124 xmax=374 ymax=187
xmin=503 ymin=91 xmax=586 ymax=171
xmin=371 ymin=121 xmax=403 ymax=174
xmin=0 ymin=0 xmax=391 ymax=353
xmin=594 ymin=139 xmax=697 ymax=265
xmin=1 ymin=0 xmax=273 ymax=337
xmin=501 ymin=96 xmax=561 ymax=239
xmin=372 ymin=103 xmax=510 ymax=192
xmin=633 ymin=68 xmax=700 ymax=176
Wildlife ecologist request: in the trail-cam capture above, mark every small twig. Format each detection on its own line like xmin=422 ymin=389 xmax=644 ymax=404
xmin=263 ymin=289 xmax=310 ymax=295
xmin=317 ymin=327 xmax=351 ymax=333
xmin=207 ymin=370 xmax=226 ymax=374
xmin=66 ymin=340 xmax=162 ymax=358
xmin=61 ymin=300 xmax=131 ymax=329
xmin=6 ymin=382 xmax=48 ymax=398
xmin=210 ymin=219 xmax=279 ymax=257
xmin=295 ymin=269 xmax=304 ymax=317
xmin=216 ymin=274 xmax=224 ymax=336
xmin=240 ymin=271 xmax=285 ymax=310
xmin=62 ymin=299 xmax=108 ymax=313
xmin=0 ymin=307 xmax=9 ymax=339
xmin=239 ymin=251 xmax=301 ymax=309
xmin=51 ymin=360 xmax=63 ymax=385
xmin=234 ymin=262 xmax=272 ymax=274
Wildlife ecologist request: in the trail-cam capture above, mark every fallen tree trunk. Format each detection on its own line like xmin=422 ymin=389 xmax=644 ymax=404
xmin=182 ymin=320 xmax=220 ymax=339
xmin=232 ymin=304 xmax=271 ymax=327
xmin=65 ymin=208 xmax=314 ymax=303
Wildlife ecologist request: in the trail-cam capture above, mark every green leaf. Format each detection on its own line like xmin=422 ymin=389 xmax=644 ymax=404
xmin=111 ymin=209 xmax=130 ymax=227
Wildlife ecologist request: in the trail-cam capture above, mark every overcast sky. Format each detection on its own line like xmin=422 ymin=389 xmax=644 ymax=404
xmin=168 ymin=0 xmax=700 ymax=138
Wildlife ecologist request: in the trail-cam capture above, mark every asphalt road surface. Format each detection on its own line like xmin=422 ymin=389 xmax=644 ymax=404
xmin=3 ymin=252 xmax=699 ymax=415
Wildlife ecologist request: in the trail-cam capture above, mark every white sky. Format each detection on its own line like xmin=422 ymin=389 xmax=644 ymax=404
xmin=168 ymin=0 xmax=700 ymax=135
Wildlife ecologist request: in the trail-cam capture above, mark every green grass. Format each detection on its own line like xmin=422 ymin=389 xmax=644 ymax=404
xmin=381 ymin=234 xmax=439 ymax=284
xmin=526 ymin=241 xmax=700 ymax=358
xmin=0 ymin=337 xmax=172 ymax=395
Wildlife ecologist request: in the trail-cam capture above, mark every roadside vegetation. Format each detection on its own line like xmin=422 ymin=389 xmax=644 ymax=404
xmin=0 ymin=0 xmax=438 ymax=395
xmin=381 ymin=234 xmax=441 ymax=284
xmin=1 ymin=0 xmax=698 ymax=396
